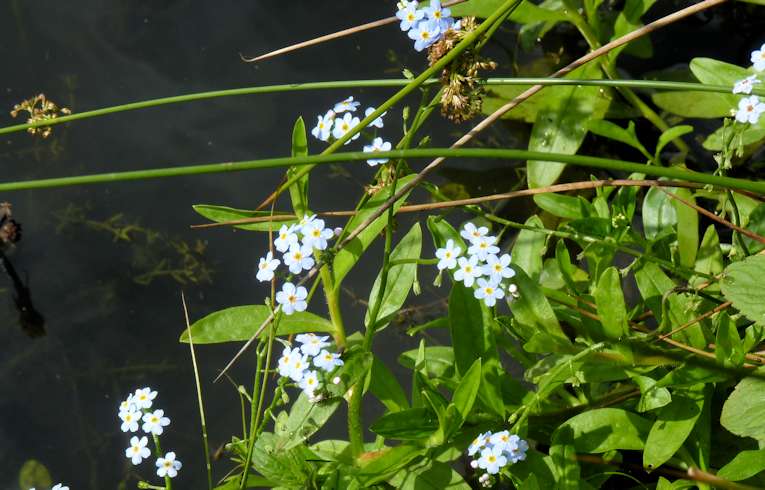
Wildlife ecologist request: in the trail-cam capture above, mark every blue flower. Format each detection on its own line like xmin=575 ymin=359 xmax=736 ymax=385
xmin=424 ymin=0 xmax=453 ymax=31
xmin=396 ymin=2 xmax=425 ymax=32
xmin=407 ymin=19 xmax=441 ymax=52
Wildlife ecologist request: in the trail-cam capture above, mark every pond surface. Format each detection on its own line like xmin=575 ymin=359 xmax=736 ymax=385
xmin=0 ymin=2 xmax=437 ymax=487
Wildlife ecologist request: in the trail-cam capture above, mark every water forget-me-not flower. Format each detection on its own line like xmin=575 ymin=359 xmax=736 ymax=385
xmin=396 ymin=2 xmax=424 ymax=31
xmin=256 ymin=251 xmax=280 ymax=282
xmin=126 ymin=435 xmax=151 ymax=465
xmin=751 ymin=43 xmax=765 ymax=72
xmin=408 ymin=19 xmax=441 ymax=52
xmin=363 ymin=137 xmax=392 ymax=166
xmin=333 ymin=96 xmax=360 ymax=113
xmin=332 ymin=112 xmax=361 ymax=143
xmin=735 ymin=95 xmax=765 ymax=124
xmin=156 ymin=451 xmax=182 ymax=478
xmin=733 ymin=75 xmax=761 ymax=95
xmin=276 ymin=282 xmax=308 ymax=315
xmin=311 ymin=110 xmax=335 ymax=141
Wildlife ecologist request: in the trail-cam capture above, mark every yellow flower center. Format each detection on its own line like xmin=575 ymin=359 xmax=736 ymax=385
xmin=164 ymin=461 xmax=172 ymax=468
xmin=485 ymin=287 xmax=494 ymax=295
xmin=747 ymin=104 xmax=754 ymax=112
xmin=445 ymin=251 xmax=452 ymax=258
xmin=434 ymin=11 xmax=442 ymax=18
xmin=422 ymin=32 xmax=430 ymax=40
xmin=312 ymin=229 xmax=320 ymax=237
xmin=342 ymin=123 xmax=349 ymax=131
xmin=465 ymin=266 xmax=472 ymax=273
xmin=288 ymin=294 xmax=297 ymax=303
xmin=407 ymin=13 xmax=415 ymax=21
xmin=488 ymin=455 xmax=496 ymax=463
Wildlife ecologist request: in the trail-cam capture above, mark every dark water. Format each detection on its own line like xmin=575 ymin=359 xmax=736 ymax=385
xmin=0 ymin=2 xmax=441 ymax=488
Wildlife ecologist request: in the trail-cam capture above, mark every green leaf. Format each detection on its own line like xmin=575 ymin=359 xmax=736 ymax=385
xmin=655 ymin=125 xmax=694 ymax=164
xmin=279 ymin=393 xmax=342 ymax=450
xmin=609 ymin=0 xmax=658 ymax=60
xmin=388 ymin=460 xmax=471 ymax=489
xmin=332 ymin=174 xmax=417 ymax=288
xmin=179 ymin=305 xmax=334 ymax=343
xmin=721 ymin=367 xmax=765 ymax=443
xmin=369 ymin=356 xmax=409 ymax=413
xmin=715 ymin=312 xmax=745 ymax=368
xmin=510 ymin=266 xmax=568 ymax=341
xmin=721 ymin=254 xmax=765 ymax=324
xmin=511 ymin=214 xmax=547 ymax=281
xmin=718 ymin=448 xmax=765 ymax=481
xmin=690 ymin=57 xmax=751 ymax=88
xmin=251 ymin=432 xmax=313 ymax=486
xmin=452 ymin=358 xmax=482 ymax=421
xmin=593 ymin=267 xmax=629 ymax=340
xmin=370 ymin=407 xmax=439 ymax=440
xmin=18 ymin=460 xmax=52 ymax=490
xmin=448 ymin=284 xmax=505 ymax=417
xmin=426 ymin=215 xmax=467 ymax=252
xmin=693 ymin=225 xmax=723 ymax=289
xmin=643 ymin=389 xmax=704 ymax=470
xmin=533 ymin=193 xmax=584 ymax=220
xmin=288 ymin=117 xmax=310 ymax=217
xmin=398 ymin=346 xmax=457 ymax=381
xmin=527 ymin=63 xmax=609 ymax=188
xmin=357 ymin=445 xmax=426 ymax=485
xmin=553 ymin=408 xmax=650 ymax=453
xmin=642 ymin=186 xmax=677 ymax=240
xmin=587 ymin=120 xmax=649 ymax=157
xmin=651 ymin=91 xmax=734 ymax=118
xmin=672 ymin=187 xmax=699 ymax=268
xmin=632 ymin=375 xmax=672 ymax=412
xmin=365 ymin=223 xmax=422 ymax=329
xmin=192 ymin=205 xmax=297 ymax=231
xmin=742 ymin=203 xmax=765 ymax=254
xmin=451 ymin=0 xmax=566 ymax=22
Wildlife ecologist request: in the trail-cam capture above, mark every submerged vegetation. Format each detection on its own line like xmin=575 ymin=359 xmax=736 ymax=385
xmin=7 ymin=0 xmax=765 ymax=488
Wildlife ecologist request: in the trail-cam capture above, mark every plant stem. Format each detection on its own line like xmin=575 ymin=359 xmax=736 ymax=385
xmin=0 ymin=78 xmax=757 ymax=136
xmin=181 ymin=292 xmax=213 ymax=490
xmin=240 ymin=341 xmax=265 ymax=489
xmin=319 ymin=265 xmax=347 ymax=349
xmin=3 ymin=148 xmax=764 ymax=194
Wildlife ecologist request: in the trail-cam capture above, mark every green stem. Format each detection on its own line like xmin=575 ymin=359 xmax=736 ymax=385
xmin=389 ymin=258 xmax=438 ymax=266
xmin=319 ymin=265 xmax=347 ymax=349
xmin=3 ymin=148 xmax=764 ymax=194
xmin=1 ymin=78 xmax=759 ymax=136
xmin=152 ymin=434 xmax=172 ymax=490
xmin=240 ymin=342 xmax=266 ymax=489
xmin=349 ymin=162 xmax=402 ymax=459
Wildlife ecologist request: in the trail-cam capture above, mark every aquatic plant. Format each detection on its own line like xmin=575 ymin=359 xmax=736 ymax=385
xmin=6 ymin=0 xmax=765 ymax=488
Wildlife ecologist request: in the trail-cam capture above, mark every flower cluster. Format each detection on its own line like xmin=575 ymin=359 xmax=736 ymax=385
xmin=277 ymin=333 xmax=344 ymax=402
xmin=732 ymin=43 xmax=765 ymax=124
xmin=435 ymin=222 xmax=519 ymax=307
xmin=118 ymin=387 xmax=182 ymax=479
xmin=467 ymin=430 xmax=529 ymax=485
xmin=256 ymin=215 xmax=338 ymax=315
xmin=310 ymin=97 xmax=392 ymax=166
xmin=396 ymin=1 xmax=457 ymax=52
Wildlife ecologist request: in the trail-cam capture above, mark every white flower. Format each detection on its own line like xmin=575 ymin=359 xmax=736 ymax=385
xmin=424 ymin=0 xmax=453 ymax=30
xmin=333 ymin=96 xmax=360 ymax=113
xmin=482 ymin=254 xmax=515 ymax=283
xmin=468 ymin=431 xmax=491 ymax=456
xmin=156 ymin=451 xmax=182 ymax=478
xmin=276 ymin=282 xmax=308 ymax=315
xmin=489 ymin=430 xmax=512 ymax=451
xmin=288 ymin=352 xmax=310 ymax=382
xmin=120 ymin=408 xmax=141 ymax=433
xmin=142 ymin=409 xmax=171 ymax=436
xmin=256 ymin=251 xmax=280 ymax=282
xmin=364 ymin=107 xmax=386 ymax=128
xmin=396 ymin=2 xmax=424 ymax=31
xmin=435 ymin=239 xmax=461 ymax=270
xmin=363 ymin=137 xmax=392 ymax=166
xmin=299 ymin=214 xmax=318 ymax=227
xmin=133 ymin=387 xmax=157 ymax=410
xmin=408 ymin=19 xmax=440 ymax=52
xmin=284 ymin=243 xmax=315 ymax=274
xmin=332 ymin=112 xmax=361 ymax=143
xmin=298 ymin=369 xmax=321 ymax=395
xmin=506 ymin=436 xmax=529 ymax=463
xmin=507 ymin=283 xmax=520 ymax=300
xmin=460 ymin=222 xmax=489 ymax=243
xmin=274 ymin=224 xmax=299 ymax=253
xmin=478 ymin=445 xmax=507 ymax=475
xmin=297 ymin=333 xmax=331 ymax=356
xmin=752 ymin=43 xmax=765 ymax=72
xmin=52 ymin=485 xmax=69 ymax=490
xmin=119 ymin=394 xmax=135 ymax=416
xmin=475 ymin=278 xmax=504 ymax=307
xmin=454 ymin=255 xmax=483 ymax=287
xmin=278 ymin=346 xmax=301 ymax=377
xmin=301 ymin=219 xmax=334 ymax=250
xmin=314 ymin=349 xmax=344 ymax=371
xmin=735 ymin=95 xmax=765 ymax=124
xmin=733 ymin=75 xmax=761 ymax=95
xmin=311 ymin=110 xmax=335 ymax=141
xmin=125 ymin=435 xmax=151 ymax=465
xmin=467 ymin=236 xmax=499 ymax=261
